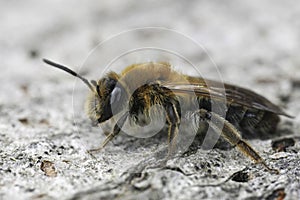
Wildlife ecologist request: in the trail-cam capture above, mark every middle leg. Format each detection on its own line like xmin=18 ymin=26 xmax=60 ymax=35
xmin=165 ymin=103 xmax=181 ymax=157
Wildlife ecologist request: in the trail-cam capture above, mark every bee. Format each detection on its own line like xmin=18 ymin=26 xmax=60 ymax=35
xmin=43 ymin=58 xmax=292 ymax=173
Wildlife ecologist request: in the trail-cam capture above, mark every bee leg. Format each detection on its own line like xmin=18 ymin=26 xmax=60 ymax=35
xmin=197 ymin=109 xmax=279 ymax=174
xmin=165 ymin=104 xmax=181 ymax=158
xmin=88 ymin=112 xmax=129 ymax=153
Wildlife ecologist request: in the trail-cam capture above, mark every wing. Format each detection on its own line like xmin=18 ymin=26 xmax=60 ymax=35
xmin=163 ymin=77 xmax=292 ymax=117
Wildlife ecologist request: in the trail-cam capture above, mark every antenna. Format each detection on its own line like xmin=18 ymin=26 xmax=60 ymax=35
xmin=43 ymin=58 xmax=95 ymax=92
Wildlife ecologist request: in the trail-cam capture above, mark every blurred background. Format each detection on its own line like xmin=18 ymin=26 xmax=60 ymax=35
xmin=1 ymin=0 xmax=300 ymax=107
xmin=1 ymin=0 xmax=300 ymax=199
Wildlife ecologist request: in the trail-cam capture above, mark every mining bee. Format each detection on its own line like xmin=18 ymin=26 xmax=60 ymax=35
xmin=43 ymin=58 xmax=292 ymax=173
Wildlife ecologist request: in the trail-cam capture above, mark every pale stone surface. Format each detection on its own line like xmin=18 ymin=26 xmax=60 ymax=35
xmin=1 ymin=0 xmax=300 ymax=199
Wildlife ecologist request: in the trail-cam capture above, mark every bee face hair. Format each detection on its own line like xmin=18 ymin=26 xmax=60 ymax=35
xmin=43 ymin=59 xmax=124 ymax=123
xmin=86 ymin=72 xmax=126 ymax=123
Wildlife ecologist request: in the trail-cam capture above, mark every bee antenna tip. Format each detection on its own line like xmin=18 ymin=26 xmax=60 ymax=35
xmin=42 ymin=58 xmax=95 ymax=93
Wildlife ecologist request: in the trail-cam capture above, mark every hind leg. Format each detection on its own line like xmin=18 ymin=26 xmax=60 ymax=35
xmin=196 ymin=108 xmax=278 ymax=174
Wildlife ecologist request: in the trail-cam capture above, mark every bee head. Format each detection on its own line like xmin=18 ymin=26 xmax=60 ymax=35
xmin=86 ymin=72 xmax=126 ymax=123
xmin=43 ymin=59 xmax=126 ymax=124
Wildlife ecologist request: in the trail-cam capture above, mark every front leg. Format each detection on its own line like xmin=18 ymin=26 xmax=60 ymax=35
xmin=88 ymin=112 xmax=129 ymax=153
xmin=196 ymin=109 xmax=278 ymax=174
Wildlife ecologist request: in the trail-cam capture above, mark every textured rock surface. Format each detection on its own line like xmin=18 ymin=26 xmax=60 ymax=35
xmin=1 ymin=0 xmax=300 ymax=199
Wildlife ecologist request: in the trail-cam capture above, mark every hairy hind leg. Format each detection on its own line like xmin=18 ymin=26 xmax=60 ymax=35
xmin=197 ymin=109 xmax=278 ymax=174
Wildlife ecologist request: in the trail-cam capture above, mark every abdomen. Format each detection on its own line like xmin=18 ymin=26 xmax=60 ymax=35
xmin=197 ymin=96 xmax=280 ymax=139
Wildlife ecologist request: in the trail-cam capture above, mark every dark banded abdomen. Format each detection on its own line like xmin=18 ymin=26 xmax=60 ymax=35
xmin=226 ymin=103 xmax=280 ymax=139
xmin=197 ymin=97 xmax=280 ymax=139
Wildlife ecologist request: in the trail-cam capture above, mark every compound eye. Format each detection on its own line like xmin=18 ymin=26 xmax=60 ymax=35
xmin=110 ymin=86 xmax=122 ymax=105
